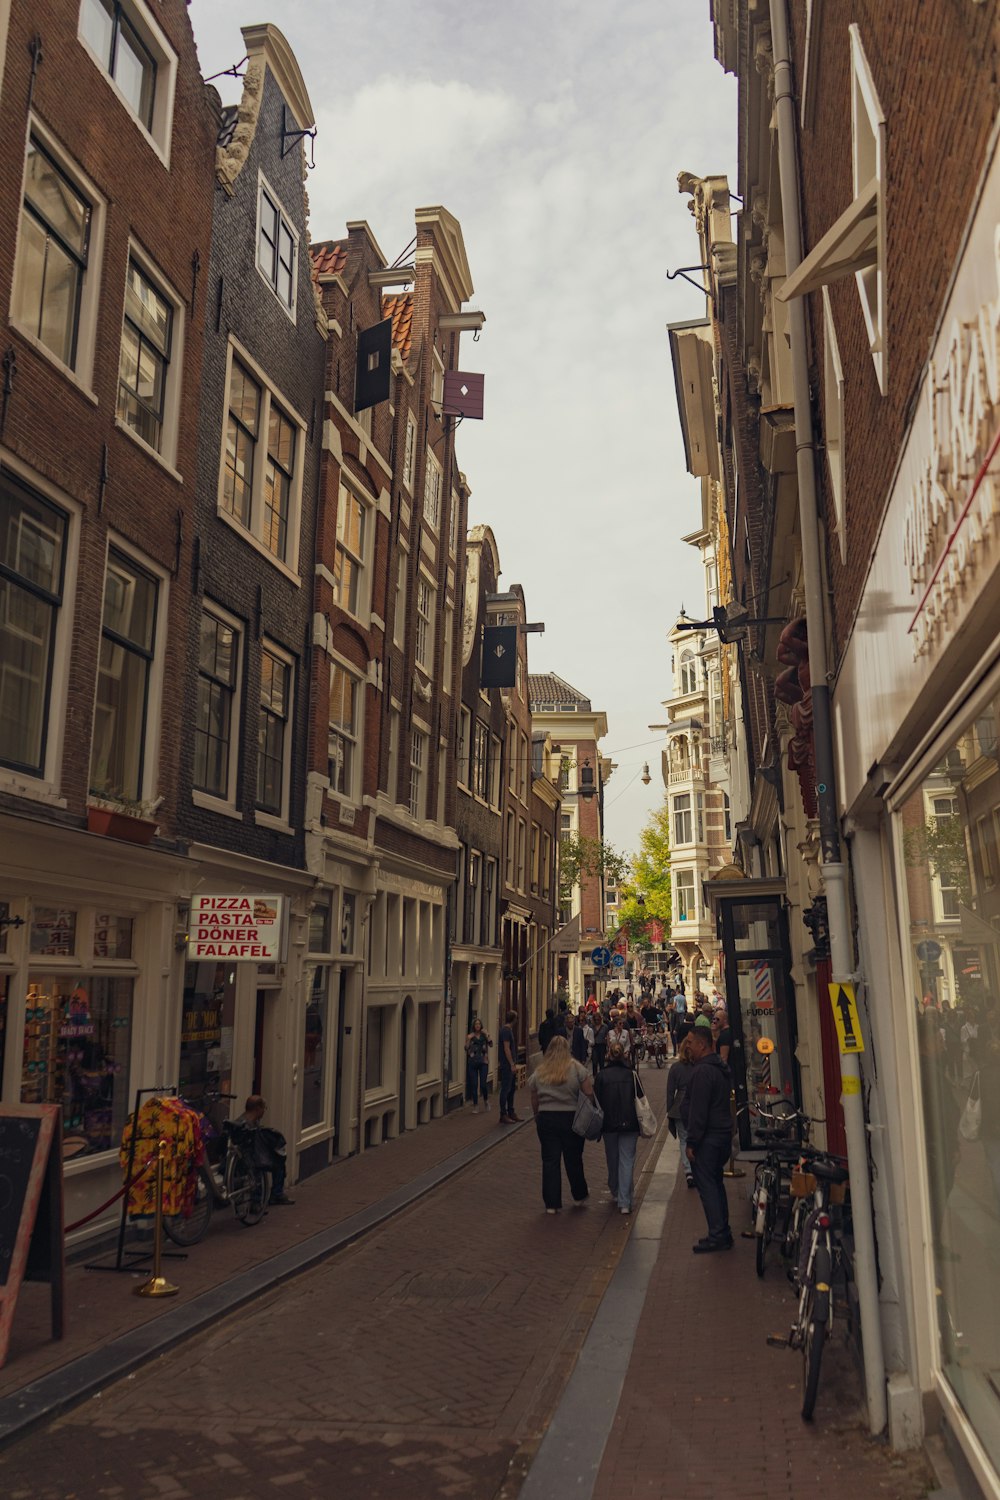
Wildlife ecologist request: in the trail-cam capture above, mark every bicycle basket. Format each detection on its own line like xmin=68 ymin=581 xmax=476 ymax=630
xmin=790 ymin=1170 xmax=817 ymax=1198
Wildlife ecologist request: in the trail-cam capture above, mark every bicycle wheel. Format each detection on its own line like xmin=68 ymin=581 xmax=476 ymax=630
xmin=655 ymin=1048 xmax=666 ymax=1068
xmin=227 ymin=1151 xmax=271 ymax=1225
xmin=801 ymin=1245 xmax=832 ymax=1420
xmin=163 ymin=1170 xmax=213 ymax=1246
xmin=756 ymin=1174 xmax=777 ymax=1278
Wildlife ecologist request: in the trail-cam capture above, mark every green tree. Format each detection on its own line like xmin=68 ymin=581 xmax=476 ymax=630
xmin=559 ymin=834 xmax=628 ymax=909
xmin=903 ymin=811 xmax=971 ymax=906
xmin=611 ymin=800 xmax=671 ymax=948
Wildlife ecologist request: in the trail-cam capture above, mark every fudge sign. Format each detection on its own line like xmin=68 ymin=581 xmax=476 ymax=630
xmin=188 ymin=895 xmax=285 ymax=961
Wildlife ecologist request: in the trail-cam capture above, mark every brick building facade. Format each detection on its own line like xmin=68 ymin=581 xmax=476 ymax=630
xmin=0 ymin=0 xmax=217 ymax=1227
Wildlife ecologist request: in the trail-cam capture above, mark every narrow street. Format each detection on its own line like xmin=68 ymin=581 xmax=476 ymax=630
xmin=0 ymin=1075 xmax=935 ymax=1500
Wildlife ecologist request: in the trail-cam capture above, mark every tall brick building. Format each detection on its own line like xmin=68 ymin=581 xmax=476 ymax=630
xmin=0 ymin=0 xmax=217 ymax=1228
xmin=686 ymin=0 xmax=1000 ymax=1482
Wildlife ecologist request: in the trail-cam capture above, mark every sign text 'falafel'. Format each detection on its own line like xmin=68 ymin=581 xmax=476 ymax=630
xmin=188 ymin=895 xmax=285 ymax=961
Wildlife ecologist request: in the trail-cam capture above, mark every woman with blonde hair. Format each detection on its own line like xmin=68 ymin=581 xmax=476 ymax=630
xmin=529 ymin=1034 xmax=595 ymax=1213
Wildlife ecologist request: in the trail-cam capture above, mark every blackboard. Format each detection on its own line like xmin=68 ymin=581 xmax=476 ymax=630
xmin=0 ymin=1115 xmax=42 ymax=1287
xmin=0 ymin=1105 xmax=64 ymax=1368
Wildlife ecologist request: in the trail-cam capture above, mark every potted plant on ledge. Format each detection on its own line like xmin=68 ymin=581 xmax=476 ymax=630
xmin=86 ymin=791 xmax=162 ymax=846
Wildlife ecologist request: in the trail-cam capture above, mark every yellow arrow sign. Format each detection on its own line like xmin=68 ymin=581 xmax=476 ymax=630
xmin=828 ymin=982 xmax=864 ymax=1055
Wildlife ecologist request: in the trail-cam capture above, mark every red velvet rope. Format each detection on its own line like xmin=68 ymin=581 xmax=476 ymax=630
xmin=64 ymin=1151 xmax=158 ymax=1234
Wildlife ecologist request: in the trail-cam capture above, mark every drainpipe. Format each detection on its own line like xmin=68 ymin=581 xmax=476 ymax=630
xmin=768 ymin=0 xmax=887 ymax=1437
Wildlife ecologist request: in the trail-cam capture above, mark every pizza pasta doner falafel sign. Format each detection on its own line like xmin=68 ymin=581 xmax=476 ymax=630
xmin=188 ymin=895 xmax=285 ymax=961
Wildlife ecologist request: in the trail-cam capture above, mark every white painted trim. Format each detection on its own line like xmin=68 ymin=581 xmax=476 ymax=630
xmin=255 ymin=167 xmax=299 ymax=322
xmin=76 ymin=0 xmax=178 ymax=168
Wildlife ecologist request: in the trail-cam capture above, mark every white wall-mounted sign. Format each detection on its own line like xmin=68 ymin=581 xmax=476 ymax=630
xmin=188 ymin=895 xmax=285 ymax=961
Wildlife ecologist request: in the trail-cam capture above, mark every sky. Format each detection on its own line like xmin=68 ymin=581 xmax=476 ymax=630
xmin=188 ymin=0 xmax=737 ymax=861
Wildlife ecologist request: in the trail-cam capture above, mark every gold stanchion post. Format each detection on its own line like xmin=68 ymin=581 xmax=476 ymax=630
xmin=723 ymin=1089 xmax=745 ymax=1179
xmin=135 ymin=1138 xmax=180 ymax=1299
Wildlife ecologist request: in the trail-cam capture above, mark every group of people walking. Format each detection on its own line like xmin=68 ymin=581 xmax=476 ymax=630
xmin=464 ymin=984 xmax=737 ymax=1250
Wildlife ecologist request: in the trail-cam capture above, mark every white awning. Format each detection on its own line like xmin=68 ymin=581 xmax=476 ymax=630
xmin=775 ymin=177 xmax=878 ymax=303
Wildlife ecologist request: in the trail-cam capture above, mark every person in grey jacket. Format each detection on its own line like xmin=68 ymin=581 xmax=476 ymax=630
xmin=681 ymin=1022 xmax=734 ymax=1252
xmin=593 ymin=1043 xmax=640 ymax=1213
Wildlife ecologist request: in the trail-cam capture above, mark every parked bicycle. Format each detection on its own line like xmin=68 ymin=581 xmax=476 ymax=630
xmin=163 ymin=1092 xmax=272 ymax=1246
xmin=767 ymin=1146 xmax=850 ymax=1420
xmin=645 ymin=1031 xmax=670 ymax=1068
xmin=750 ymin=1104 xmax=810 ymax=1278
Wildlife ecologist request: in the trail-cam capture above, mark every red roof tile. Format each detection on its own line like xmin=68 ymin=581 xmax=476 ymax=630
xmin=382 ymin=292 xmax=414 ymax=361
xmin=311 ymin=241 xmax=348 ymax=277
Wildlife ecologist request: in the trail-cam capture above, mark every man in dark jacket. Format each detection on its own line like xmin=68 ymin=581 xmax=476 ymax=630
xmin=682 ymin=1021 xmax=733 ymax=1251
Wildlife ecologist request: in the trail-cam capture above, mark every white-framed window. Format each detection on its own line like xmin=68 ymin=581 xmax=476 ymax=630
xmin=409 ymin=728 xmax=427 ymax=820
xmin=541 ymin=832 xmax=552 ymax=898
xmin=517 ymin=818 xmax=527 ymax=892
xmin=387 ymin=706 xmax=400 ymax=801
xmin=117 ymin=253 xmax=179 ymax=460
xmin=402 ymin=414 xmax=416 ymax=491
xmin=424 ymin=448 xmax=443 ymax=531
xmin=531 ymin=822 xmax=540 ymax=892
xmin=256 ymin=642 xmax=293 ymax=820
xmin=256 ymin=175 xmax=298 ymax=315
xmin=90 ymin=546 xmax=160 ymax=802
xmin=489 ymin=734 xmax=502 ymax=808
xmin=219 ymin=344 xmax=304 ymax=571
xmin=822 ymin=293 xmax=846 ymax=563
xmin=505 ymin=810 xmax=516 ymax=886
xmin=519 ymin=732 xmax=529 ymax=802
xmin=431 ymin=350 xmax=445 ymax=412
xmin=415 ymin=574 xmax=435 ymax=673
xmin=673 ymin=793 xmax=693 ymax=846
xmin=333 ymin=483 xmax=371 ymax=619
xmin=0 ymin=475 xmax=70 ymax=777
xmin=473 ymin=720 xmax=489 ymax=800
xmin=675 ymin=869 xmax=696 ymax=922
xmin=850 ymin=24 xmax=886 ymax=391
xmin=679 ymin=650 xmax=697 ymax=694
xmin=484 ymin=858 xmax=496 ymax=946
xmin=508 ymin=723 xmax=517 ymax=791
xmin=723 ymin=791 xmax=732 ymax=843
xmin=392 ymin=547 xmax=408 ymax=647
xmin=449 ymin=489 xmax=460 ymax=556
xmin=442 ymin=601 xmax=454 ymax=696
xmin=328 ymin=658 xmax=361 ymax=802
xmin=78 ymin=0 xmax=177 ymax=160
xmin=13 ymin=131 xmax=105 ymax=385
xmin=457 ymin=705 xmax=471 ymax=788
xmin=194 ymin=604 xmax=242 ymax=803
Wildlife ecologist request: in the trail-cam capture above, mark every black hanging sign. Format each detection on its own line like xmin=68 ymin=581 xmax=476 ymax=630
xmin=481 ymin=625 xmax=518 ymax=689
xmin=355 ymin=318 xmax=392 ymax=412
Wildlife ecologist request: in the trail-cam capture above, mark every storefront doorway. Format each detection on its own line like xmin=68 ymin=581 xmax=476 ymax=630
xmin=705 ymin=878 xmax=799 ymax=1149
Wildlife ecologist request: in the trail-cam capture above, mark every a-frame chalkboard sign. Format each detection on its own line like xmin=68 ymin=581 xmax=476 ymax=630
xmin=0 ymin=1104 xmax=65 ymax=1369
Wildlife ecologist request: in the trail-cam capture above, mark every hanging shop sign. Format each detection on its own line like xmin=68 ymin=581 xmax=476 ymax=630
xmin=187 ymin=895 xmax=286 ymax=961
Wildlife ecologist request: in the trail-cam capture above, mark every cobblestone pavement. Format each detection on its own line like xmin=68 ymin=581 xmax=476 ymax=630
xmin=0 ymin=1102 xmax=658 ymax=1499
xmin=591 ymin=1150 xmax=936 ymax=1500
xmin=0 ymin=1087 xmax=940 ymax=1500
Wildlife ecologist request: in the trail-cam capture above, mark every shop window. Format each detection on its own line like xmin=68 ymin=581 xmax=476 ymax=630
xmin=94 ymin=914 xmax=133 ymax=959
xmin=0 ymin=899 xmax=10 ymax=955
xmin=90 ymin=547 xmax=159 ymax=802
xmin=328 ymin=659 xmax=361 ymax=801
xmin=117 ymin=256 xmax=174 ymax=456
xmin=21 ymin=974 xmax=133 ymax=1156
xmin=365 ymin=1005 xmax=384 ymax=1091
xmin=179 ymin=962 xmax=235 ymax=1107
xmin=256 ymin=643 xmax=292 ymax=819
xmin=30 ymin=906 xmax=77 ymax=957
xmin=0 ymin=477 xmax=69 ymax=777
xmin=194 ymin=605 xmax=241 ymax=803
xmin=302 ymin=964 xmax=328 ymax=1131
xmin=256 ymin=177 xmax=297 ymax=314
xmin=899 ymin=724 xmax=1000 ymax=1472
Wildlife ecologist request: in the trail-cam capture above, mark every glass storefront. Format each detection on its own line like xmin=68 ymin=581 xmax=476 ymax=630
xmin=900 ymin=701 xmax=1000 ymax=1469
xmin=302 ymin=964 xmax=328 ymax=1130
xmin=179 ymin=962 xmax=236 ymax=1108
xmin=20 ymin=973 xmax=133 ymax=1155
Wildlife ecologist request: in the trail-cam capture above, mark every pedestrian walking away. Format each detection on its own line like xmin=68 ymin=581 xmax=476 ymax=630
xmin=465 ymin=1018 xmax=492 ymax=1113
xmin=593 ymin=1041 xmax=640 ymax=1213
xmin=498 ymin=1010 xmax=520 ymax=1122
xmin=682 ymin=1021 xmax=734 ymax=1251
xmin=666 ymin=1033 xmax=696 ymax=1188
xmin=529 ymin=1035 xmax=594 ymax=1212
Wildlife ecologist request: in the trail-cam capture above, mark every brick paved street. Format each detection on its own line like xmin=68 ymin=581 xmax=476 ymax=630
xmin=0 ymin=1078 xmax=939 ymax=1500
